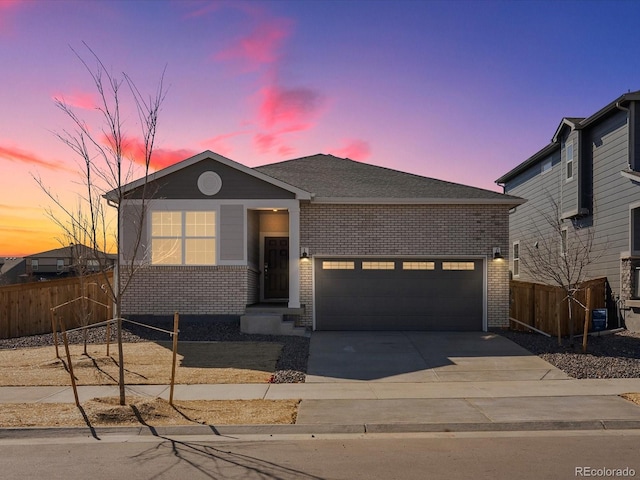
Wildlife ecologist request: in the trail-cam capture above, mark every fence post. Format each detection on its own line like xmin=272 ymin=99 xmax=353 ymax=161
xmin=582 ymin=288 xmax=592 ymax=353
xmin=169 ymin=312 xmax=180 ymax=406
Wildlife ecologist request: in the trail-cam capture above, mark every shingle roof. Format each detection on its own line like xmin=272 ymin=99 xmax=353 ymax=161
xmin=255 ymin=154 xmax=522 ymax=204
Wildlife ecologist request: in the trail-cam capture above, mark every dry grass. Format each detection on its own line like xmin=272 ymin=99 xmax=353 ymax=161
xmin=0 ymin=341 xmax=282 ymax=386
xmin=0 ymin=397 xmax=299 ymax=428
xmin=621 ymin=393 xmax=640 ymax=407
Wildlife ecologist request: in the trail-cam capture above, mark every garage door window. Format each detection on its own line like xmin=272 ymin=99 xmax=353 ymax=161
xmin=442 ymin=261 xmax=475 ymax=270
xmin=322 ymin=261 xmax=355 ymax=270
xmin=362 ymin=261 xmax=395 ymax=270
xmin=402 ymin=261 xmax=435 ymax=270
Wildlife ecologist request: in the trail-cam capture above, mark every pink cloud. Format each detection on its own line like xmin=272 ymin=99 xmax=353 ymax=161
xmin=0 ymin=144 xmax=74 ymax=172
xmin=258 ymin=85 xmax=322 ymax=129
xmin=100 ymin=134 xmax=196 ymax=171
xmin=53 ymin=91 xmax=97 ymax=110
xmin=201 ymin=130 xmax=251 ymax=157
xmin=215 ymin=18 xmax=293 ymax=72
xmin=0 ymin=0 xmax=21 ymax=34
xmin=329 ymin=139 xmax=372 ymax=161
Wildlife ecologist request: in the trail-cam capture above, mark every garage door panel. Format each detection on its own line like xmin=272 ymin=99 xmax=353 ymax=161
xmin=315 ymin=258 xmax=484 ymax=331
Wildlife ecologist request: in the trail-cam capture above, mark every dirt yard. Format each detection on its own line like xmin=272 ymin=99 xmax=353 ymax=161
xmin=0 ymin=341 xmax=282 ymax=386
xmin=1 ymin=397 xmax=299 ymax=428
xmin=0 ymin=340 xmax=300 ymax=428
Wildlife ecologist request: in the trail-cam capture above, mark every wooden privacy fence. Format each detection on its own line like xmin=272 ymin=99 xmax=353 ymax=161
xmin=509 ymin=277 xmax=607 ymax=336
xmin=0 ymin=272 xmax=113 ymax=339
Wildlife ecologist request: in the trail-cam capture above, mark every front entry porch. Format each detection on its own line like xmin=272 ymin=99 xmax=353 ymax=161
xmin=240 ymin=303 xmax=307 ymax=336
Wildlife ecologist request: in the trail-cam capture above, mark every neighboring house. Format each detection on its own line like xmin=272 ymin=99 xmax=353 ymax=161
xmin=0 ymin=257 xmax=26 ymax=285
xmin=113 ymin=151 xmax=523 ymax=332
xmin=496 ymin=91 xmax=640 ymax=332
xmin=23 ymin=244 xmax=116 ymax=281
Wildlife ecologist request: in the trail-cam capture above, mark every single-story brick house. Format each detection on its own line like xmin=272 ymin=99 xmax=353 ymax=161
xmin=115 ymin=150 xmax=523 ymax=332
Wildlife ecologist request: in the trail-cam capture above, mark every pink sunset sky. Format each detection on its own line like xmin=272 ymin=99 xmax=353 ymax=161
xmin=2 ymin=0 xmax=640 ymax=256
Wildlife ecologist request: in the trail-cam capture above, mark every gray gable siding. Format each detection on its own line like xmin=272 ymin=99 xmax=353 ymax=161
xmin=219 ymin=205 xmax=245 ymax=261
xmin=125 ymin=159 xmax=295 ymax=200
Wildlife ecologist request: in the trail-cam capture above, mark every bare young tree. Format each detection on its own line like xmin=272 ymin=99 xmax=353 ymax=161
xmin=36 ymin=44 xmax=166 ymax=405
xmin=522 ymin=197 xmax=602 ymax=345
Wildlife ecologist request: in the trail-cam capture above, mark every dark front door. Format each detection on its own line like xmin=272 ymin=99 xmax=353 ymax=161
xmin=264 ymin=237 xmax=289 ymax=299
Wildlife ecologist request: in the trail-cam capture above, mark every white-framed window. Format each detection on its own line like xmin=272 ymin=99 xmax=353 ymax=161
xmin=151 ymin=211 xmax=216 ymax=265
xmin=442 ymin=262 xmax=475 ymax=271
xmin=565 ymin=142 xmax=574 ymax=181
xmin=31 ymin=259 xmax=38 ymax=271
xmin=512 ymin=241 xmax=520 ymax=277
xmin=56 ymin=259 xmax=64 ymax=271
xmin=631 ymin=206 xmax=640 ymax=255
xmin=541 ymin=159 xmax=552 ymax=174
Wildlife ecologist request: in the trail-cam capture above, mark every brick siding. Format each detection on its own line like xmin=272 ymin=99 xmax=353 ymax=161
xmin=299 ymin=203 xmax=510 ymax=329
xmin=122 ymin=265 xmax=249 ymax=316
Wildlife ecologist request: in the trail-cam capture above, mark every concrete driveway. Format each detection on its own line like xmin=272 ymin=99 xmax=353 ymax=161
xmin=306 ymin=331 xmax=569 ymax=382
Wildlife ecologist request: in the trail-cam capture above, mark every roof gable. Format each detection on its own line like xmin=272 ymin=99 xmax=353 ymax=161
xmin=111 ymin=151 xmax=311 ymax=201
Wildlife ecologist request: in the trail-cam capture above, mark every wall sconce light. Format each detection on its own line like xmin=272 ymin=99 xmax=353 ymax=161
xmin=492 ymin=247 xmax=503 ymax=260
xmin=300 ymin=247 xmax=310 ymax=260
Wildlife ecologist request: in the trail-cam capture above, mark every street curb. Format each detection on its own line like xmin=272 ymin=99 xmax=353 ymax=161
xmin=2 ymin=420 xmax=640 ymax=439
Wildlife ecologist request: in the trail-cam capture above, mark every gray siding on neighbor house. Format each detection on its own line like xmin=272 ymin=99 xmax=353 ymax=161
xmin=220 ymin=205 xmax=245 ymax=261
xmin=505 ymin=149 xmax=562 ymax=283
xmin=588 ymin=110 xmax=635 ymax=295
xmin=125 ymin=159 xmax=296 ymax=200
xmin=504 ymin=108 xmax=638 ymax=297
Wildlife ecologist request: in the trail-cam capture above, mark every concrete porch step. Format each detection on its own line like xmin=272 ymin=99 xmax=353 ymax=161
xmin=240 ymin=313 xmax=308 ymax=337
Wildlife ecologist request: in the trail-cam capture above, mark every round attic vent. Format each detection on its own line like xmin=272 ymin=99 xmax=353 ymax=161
xmin=197 ymin=171 xmax=222 ymax=196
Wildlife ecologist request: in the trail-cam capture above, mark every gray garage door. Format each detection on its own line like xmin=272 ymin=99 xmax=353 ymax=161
xmin=314 ymin=258 xmax=484 ymax=331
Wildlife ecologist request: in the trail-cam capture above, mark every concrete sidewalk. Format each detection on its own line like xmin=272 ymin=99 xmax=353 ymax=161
xmin=1 ymin=379 xmax=640 ymax=436
xmin=2 ymin=378 xmax=640 ymax=403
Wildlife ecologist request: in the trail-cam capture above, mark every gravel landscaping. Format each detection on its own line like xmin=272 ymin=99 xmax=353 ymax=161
xmin=0 ymin=319 xmax=309 ymax=383
xmin=498 ymin=329 xmax=640 ymax=379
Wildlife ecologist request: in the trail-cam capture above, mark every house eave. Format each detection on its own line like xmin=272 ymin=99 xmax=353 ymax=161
xmin=495 ymin=142 xmax=560 ymax=185
xmin=311 ymin=196 xmax=526 ymax=207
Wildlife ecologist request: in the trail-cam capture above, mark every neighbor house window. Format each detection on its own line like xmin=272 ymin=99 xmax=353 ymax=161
xmin=31 ymin=259 xmax=38 ymax=271
xmin=442 ymin=262 xmax=475 ymax=271
xmin=151 ymin=211 xmax=216 ymax=265
xmin=512 ymin=242 xmax=520 ymax=277
xmin=565 ymin=143 xmax=574 ymax=181
xmin=541 ymin=159 xmax=552 ymax=174
xmin=631 ymin=206 xmax=640 ymax=254
xmin=561 ymin=227 xmax=568 ymax=256
xmin=362 ymin=261 xmax=395 ymax=270
xmin=56 ymin=259 xmax=64 ymax=271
